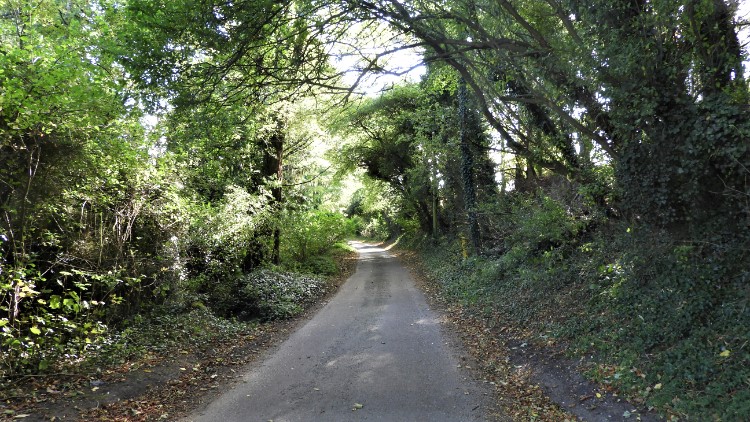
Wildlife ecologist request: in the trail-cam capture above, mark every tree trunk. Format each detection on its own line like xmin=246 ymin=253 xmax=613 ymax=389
xmin=262 ymin=115 xmax=285 ymax=266
xmin=458 ymin=76 xmax=480 ymax=254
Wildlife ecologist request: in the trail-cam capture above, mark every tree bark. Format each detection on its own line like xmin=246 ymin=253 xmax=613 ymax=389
xmin=458 ymin=76 xmax=480 ymax=254
xmin=262 ymin=116 xmax=285 ymax=266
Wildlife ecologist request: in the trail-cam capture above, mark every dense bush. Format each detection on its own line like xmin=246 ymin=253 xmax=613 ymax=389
xmin=280 ymin=210 xmax=356 ymax=261
xmin=574 ymin=229 xmax=750 ymax=419
xmin=359 ymin=215 xmax=390 ymax=240
xmin=180 ymin=186 xmax=274 ymax=308
xmin=0 ymin=163 xmax=185 ymax=375
xmin=417 ymin=190 xmax=750 ymax=419
xmin=293 ymin=255 xmax=339 ymax=276
xmin=241 ymin=269 xmax=328 ymax=320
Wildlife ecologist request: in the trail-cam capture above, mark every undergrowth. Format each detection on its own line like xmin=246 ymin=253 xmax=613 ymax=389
xmin=417 ymin=193 xmax=750 ymax=420
xmin=241 ymin=269 xmax=327 ymax=320
xmin=1 ymin=243 xmax=355 ymax=379
xmin=87 ymin=308 xmax=255 ymax=370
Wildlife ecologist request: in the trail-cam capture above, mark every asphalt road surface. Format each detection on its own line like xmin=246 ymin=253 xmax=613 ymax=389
xmin=186 ymin=242 xmax=492 ymax=422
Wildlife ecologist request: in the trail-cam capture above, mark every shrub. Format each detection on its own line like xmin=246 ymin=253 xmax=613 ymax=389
xmin=280 ymin=210 xmax=355 ymax=261
xmin=296 ymin=255 xmax=339 ymax=276
xmin=419 ymin=197 xmax=750 ymax=419
xmin=241 ymin=269 xmax=327 ymax=320
xmin=360 ymin=215 xmax=390 ymax=240
xmin=508 ymin=193 xmax=583 ymax=250
xmin=576 ymin=228 xmax=750 ymax=419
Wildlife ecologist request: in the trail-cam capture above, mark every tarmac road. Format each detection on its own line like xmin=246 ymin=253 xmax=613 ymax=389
xmin=186 ymin=241 xmax=492 ymax=422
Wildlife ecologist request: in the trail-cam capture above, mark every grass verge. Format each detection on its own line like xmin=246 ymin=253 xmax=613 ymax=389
xmin=406 ymin=217 xmax=750 ymax=420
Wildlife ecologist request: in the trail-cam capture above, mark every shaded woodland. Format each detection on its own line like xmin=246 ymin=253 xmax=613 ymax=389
xmin=1 ymin=0 xmax=748 ymax=418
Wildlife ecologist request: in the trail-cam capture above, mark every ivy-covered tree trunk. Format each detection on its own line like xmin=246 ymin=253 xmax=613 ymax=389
xmin=595 ymin=0 xmax=750 ymax=232
xmin=458 ymin=76 xmax=480 ymax=253
xmin=432 ymin=173 xmax=439 ymax=238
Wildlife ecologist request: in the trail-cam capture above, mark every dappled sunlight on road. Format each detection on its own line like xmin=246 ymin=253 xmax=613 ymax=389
xmin=348 ymin=236 xmax=403 ymax=254
xmin=351 ymin=243 xmax=387 ymax=253
xmin=189 ymin=234 xmax=490 ymax=422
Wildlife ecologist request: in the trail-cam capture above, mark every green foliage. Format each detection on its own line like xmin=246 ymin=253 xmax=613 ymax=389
xmin=359 ymin=216 xmax=390 ymax=240
xmin=508 ymin=194 xmax=583 ymax=249
xmin=191 ymin=186 xmax=273 ymax=263
xmin=162 ymin=102 xmax=265 ymax=202
xmin=178 ymin=186 xmax=273 ymax=315
xmin=280 ymin=210 xmax=355 ymax=262
xmin=118 ymin=0 xmax=334 ymax=108
xmin=0 ymin=0 xmax=182 ymax=376
xmin=82 ymin=308 xmax=255 ymax=371
xmin=332 ymin=85 xmax=429 ymax=235
xmin=0 ymin=5 xmax=746 ymax=419
xmin=0 ymin=0 xmax=357 ymax=376
xmin=573 ymin=229 xmax=750 ymax=419
xmin=418 ymin=187 xmax=750 ymax=419
xmin=241 ymin=269 xmax=327 ymax=320
xmin=616 ymin=96 xmax=750 ymax=229
xmin=171 ymin=155 xmax=353 ymax=321
xmin=343 ymin=182 xmax=399 ymax=240
xmin=332 ymin=74 xmax=496 ymax=240
xmin=0 ymin=264 xmax=138 ymax=374
xmin=293 ymin=255 xmax=339 ymax=277
xmin=348 ymin=0 xmax=749 ymax=232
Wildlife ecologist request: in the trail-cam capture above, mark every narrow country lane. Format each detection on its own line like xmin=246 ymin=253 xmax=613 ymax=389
xmin=185 ymin=242 xmax=493 ymax=422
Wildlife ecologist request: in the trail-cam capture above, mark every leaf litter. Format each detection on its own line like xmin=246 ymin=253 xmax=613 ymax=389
xmin=396 ymin=249 xmax=661 ymax=422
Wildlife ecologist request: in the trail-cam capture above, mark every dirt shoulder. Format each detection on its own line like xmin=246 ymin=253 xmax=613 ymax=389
xmin=2 ymin=252 xmax=358 ymax=422
xmin=394 ymin=248 xmax=662 ymax=422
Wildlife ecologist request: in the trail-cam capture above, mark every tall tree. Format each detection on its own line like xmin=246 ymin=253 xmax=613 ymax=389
xmin=116 ymin=0 xmax=352 ymax=269
xmin=458 ymin=76 xmax=480 ymax=252
xmin=333 ymin=70 xmax=498 ymax=241
xmin=337 ymin=0 xmax=749 ymax=232
xmin=260 ymin=113 xmax=286 ymax=265
xmin=0 ymin=0 xmax=180 ymax=370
